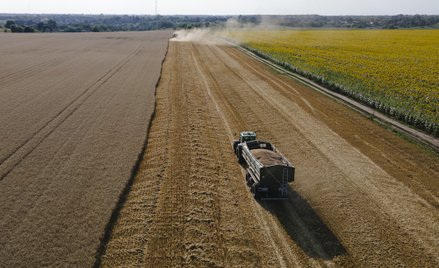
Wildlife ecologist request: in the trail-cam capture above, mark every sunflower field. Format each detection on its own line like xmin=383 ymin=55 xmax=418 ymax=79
xmin=225 ymin=29 xmax=439 ymax=136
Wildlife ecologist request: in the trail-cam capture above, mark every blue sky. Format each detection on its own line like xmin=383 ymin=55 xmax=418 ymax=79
xmin=1 ymin=0 xmax=439 ymax=15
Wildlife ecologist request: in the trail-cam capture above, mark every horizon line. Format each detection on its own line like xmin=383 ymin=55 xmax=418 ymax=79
xmin=1 ymin=12 xmax=439 ymax=17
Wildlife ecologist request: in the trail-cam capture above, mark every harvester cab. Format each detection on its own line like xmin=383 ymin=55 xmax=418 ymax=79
xmin=239 ymin=131 xmax=257 ymax=143
xmin=233 ymin=131 xmax=257 ymax=158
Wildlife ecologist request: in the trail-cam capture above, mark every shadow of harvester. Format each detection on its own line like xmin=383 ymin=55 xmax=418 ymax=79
xmin=258 ymin=186 xmax=346 ymax=260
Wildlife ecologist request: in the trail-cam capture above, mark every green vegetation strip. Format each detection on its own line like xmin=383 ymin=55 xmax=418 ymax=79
xmin=226 ymin=29 xmax=439 ymax=137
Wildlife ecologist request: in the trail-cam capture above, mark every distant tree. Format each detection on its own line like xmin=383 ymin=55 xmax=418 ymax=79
xmin=5 ymin=20 xmax=15 ymax=29
xmin=36 ymin=22 xmax=46 ymax=32
xmin=385 ymin=24 xmax=398 ymax=29
xmin=97 ymin=24 xmax=108 ymax=32
xmin=23 ymin=26 xmax=35 ymax=32
xmin=65 ymin=26 xmax=80 ymax=32
xmin=159 ymin=21 xmax=174 ymax=29
xmin=47 ymin=19 xmax=57 ymax=31
xmin=36 ymin=20 xmax=57 ymax=32
xmin=10 ymin=25 xmax=24 ymax=32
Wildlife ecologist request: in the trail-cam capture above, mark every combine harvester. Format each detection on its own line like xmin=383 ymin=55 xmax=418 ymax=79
xmin=233 ymin=131 xmax=295 ymax=200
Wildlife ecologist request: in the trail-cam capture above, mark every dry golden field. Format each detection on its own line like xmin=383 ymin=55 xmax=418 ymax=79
xmin=0 ymin=31 xmax=170 ymax=266
xmin=100 ymin=40 xmax=439 ymax=267
xmin=1 ymin=31 xmax=439 ymax=267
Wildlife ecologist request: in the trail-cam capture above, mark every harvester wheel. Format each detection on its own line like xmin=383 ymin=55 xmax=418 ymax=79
xmin=232 ymin=140 xmax=239 ymax=152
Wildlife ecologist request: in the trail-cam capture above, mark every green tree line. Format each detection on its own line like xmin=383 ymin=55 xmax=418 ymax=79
xmin=2 ymin=14 xmax=439 ymax=33
xmin=1 ymin=14 xmax=227 ymax=33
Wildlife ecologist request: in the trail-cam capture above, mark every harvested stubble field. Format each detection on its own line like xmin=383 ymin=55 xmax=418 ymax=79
xmin=101 ymin=40 xmax=439 ymax=267
xmin=0 ymin=31 xmax=170 ymax=266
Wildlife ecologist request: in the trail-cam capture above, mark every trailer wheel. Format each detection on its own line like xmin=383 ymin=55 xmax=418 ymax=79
xmin=251 ymin=183 xmax=260 ymax=199
xmin=246 ymin=173 xmax=254 ymax=186
xmin=245 ymin=173 xmax=255 ymax=187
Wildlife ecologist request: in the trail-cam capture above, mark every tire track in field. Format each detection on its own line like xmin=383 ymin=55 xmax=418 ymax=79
xmin=0 ymin=58 xmax=64 ymax=87
xmin=205 ymin=45 xmax=340 ymax=266
xmin=199 ymin=44 xmax=300 ymax=267
xmin=193 ymin=44 xmax=342 ymax=267
xmin=2 ymin=51 xmax=144 ymax=238
xmin=191 ymin=44 xmax=290 ymax=267
xmin=0 ymin=46 xmax=143 ymax=181
xmin=192 ymin=44 xmax=284 ymax=267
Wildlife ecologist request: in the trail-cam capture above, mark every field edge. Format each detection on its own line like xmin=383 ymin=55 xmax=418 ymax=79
xmin=93 ymin=40 xmax=171 ymax=268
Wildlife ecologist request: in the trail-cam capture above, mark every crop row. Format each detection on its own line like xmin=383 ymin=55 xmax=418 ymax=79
xmin=225 ymin=29 xmax=439 ymax=136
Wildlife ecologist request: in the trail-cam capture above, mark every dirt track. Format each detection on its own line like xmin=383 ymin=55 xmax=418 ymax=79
xmin=0 ymin=31 xmax=170 ymax=266
xmin=102 ymin=41 xmax=439 ymax=267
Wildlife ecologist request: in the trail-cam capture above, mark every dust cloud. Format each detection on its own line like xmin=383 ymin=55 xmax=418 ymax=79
xmin=170 ymin=16 xmax=286 ymax=45
xmin=171 ymin=28 xmax=225 ymax=45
